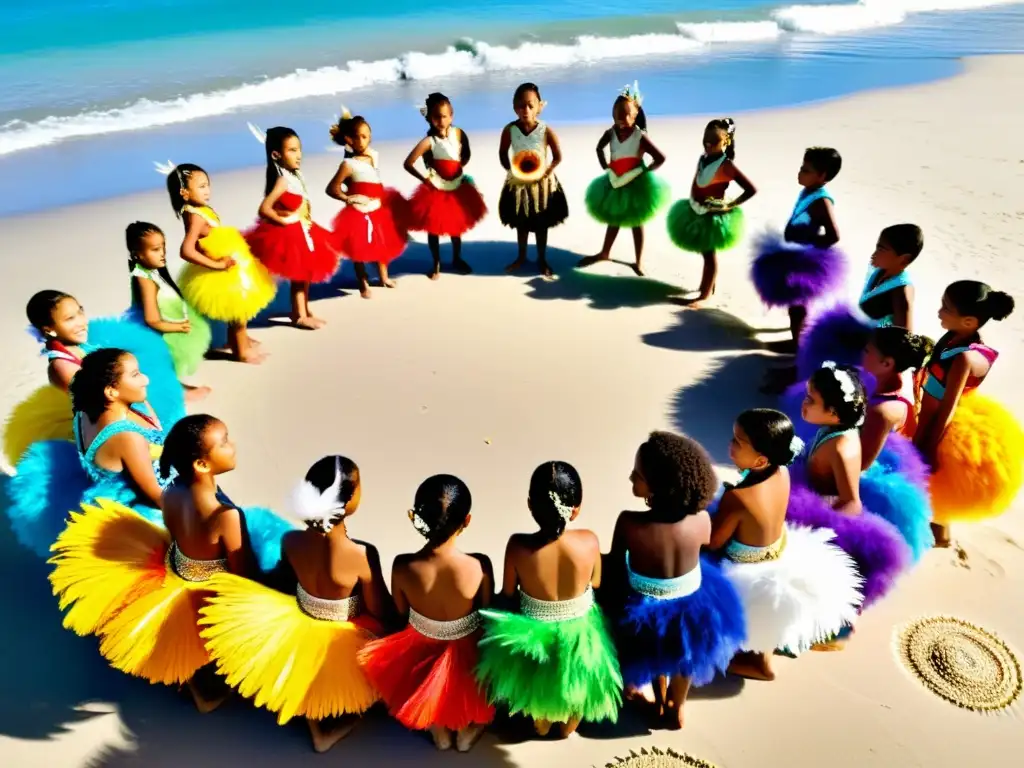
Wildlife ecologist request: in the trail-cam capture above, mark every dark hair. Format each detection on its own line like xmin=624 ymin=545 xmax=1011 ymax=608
xmin=804 ymin=147 xmax=842 ymax=182
xmin=879 ymin=224 xmax=924 ymax=262
xmin=809 ymin=364 xmax=867 ymax=427
xmin=871 ymin=327 xmax=933 ymax=372
xmin=423 ymin=92 xmax=452 ymax=133
xmin=159 ymin=413 xmax=222 ymax=482
xmin=706 ymin=118 xmax=736 ymax=160
xmin=297 ymin=455 xmax=361 ymax=529
xmin=26 ymin=289 xmax=75 ymax=332
xmin=263 ymin=126 xmax=300 ymax=196
xmin=613 ymin=94 xmax=647 ymax=131
xmin=165 ymin=163 xmax=207 ymax=217
xmin=126 ymin=221 xmax=184 ymax=302
xmin=735 ymin=409 xmax=801 ymax=467
xmin=69 ymin=347 xmax=130 ymax=422
xmin=412 ymin=474 xmax=472 ymax=548
xmin=945 ymin=280 xmax=1015 ymax=326
xmin=637 ymin=432 xmax=717 ymax=521
xmin=528 ymin=461 xmax=582 ymax=540
xmin=329 ymin=112 xmax=369 ymax=149
xmin=513 ymin=82 xmax=541 ymax=105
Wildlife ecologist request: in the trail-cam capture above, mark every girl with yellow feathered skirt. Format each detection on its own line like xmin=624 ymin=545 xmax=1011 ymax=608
xmin=199 ymin=455 xmax=391 ymax=753
xmin=47 ymin=414 xmax=294 ymax=712
xmin=915 ymin=280 xmax=1023 ymax=546
xmin=164 ymin=162 xmax=276 ymax=365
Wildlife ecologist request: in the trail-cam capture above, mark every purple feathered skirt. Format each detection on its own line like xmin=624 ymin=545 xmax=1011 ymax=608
xmin=796 ymin=304 xmax=874 ymax=381
xmin=786 ymin=469 xmax=911 ymax=609
xmin=614 ymin=557 xmax=746 ymax=688
xmin=750 ymin=230 xmax=848 ymax=309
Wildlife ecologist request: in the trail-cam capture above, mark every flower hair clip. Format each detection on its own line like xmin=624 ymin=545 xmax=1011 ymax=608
xmin=821 ymin=360 xmax=858 ymax=403
xmin=549 ymin=490 xmax=574 ymax=523
xmin=619 ymin=80 xmax=643 ymax=106
xmin=788 ymin=436 xmax=806 ymax=463
xmin=409 ymin=509 xmax=432 ymax=538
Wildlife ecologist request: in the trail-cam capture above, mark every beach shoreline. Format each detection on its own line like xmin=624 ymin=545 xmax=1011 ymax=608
xmin=2 ymin=54 xmax=1023 ymax=767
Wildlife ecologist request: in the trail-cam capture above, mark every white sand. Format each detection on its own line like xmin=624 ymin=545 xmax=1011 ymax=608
xmin=2 ymin=55 xmax=1023 ymax=767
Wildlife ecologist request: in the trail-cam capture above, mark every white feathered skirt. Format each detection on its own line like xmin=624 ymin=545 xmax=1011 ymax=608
xmin=719 ymin=525 xmax=863 ymax=654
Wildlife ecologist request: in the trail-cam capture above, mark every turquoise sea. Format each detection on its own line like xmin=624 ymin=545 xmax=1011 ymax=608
xmin=2 ymin=0 xmax=1024 ymax=214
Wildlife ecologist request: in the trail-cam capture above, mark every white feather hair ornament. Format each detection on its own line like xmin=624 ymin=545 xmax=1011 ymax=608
xmin=247 ymin=122 xmax=266 ymax=144
xmin=289 ymin=458 xmax=346 ymax=532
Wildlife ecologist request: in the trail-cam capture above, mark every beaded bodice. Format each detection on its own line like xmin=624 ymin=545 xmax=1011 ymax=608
xmin=409 ymin=607 xmax=480 ymax=640
xmin=724 ymin=526 xmax=788 ymax=564
xmin=519 ymin=585 xmax=594 ymax=622
xmin=626 ymin=553 xmax=702 ymax=599
xmin=170 ymin=542 xmax=228 ymax=583
xmin=296 ymin=583 xmax=362 ymax=622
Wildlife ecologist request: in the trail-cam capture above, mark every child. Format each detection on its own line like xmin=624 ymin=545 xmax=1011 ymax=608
xmin=666 ymin=118 xmax=756 ymax=308
xmin=126 ymin=222 xmax=212 ymax=401
xmin=404 ymin=93 xmax=486 ymax=279
xmin=47 ymin=414 xmax=260 ymax=713
xmin=787 ymin=363 xmax=910 ymax=610
xmin=607 ymin=432 xmax=744 ymax=728
xmin=200 ymin=455 xmax=389 ymax=753
xmin=359 ymin=474 xmax=495 ymax=752
xmin=326 ymin=108 xmax=409 ymax=298
xmin=164 ymin=162 xmax=276 ymax=364
xmin=26 ymin=289 xmax=93 ymax=391
xmin=246 ymin=126 xmax=338 ymax=329
xmin=498 ymin=82 xmax=568 ymax=278
xmin=860 ymin=326 xmax=932 ymax=467
xmin=476 ymin=461 xmax=621 ymax=738
xmin=916 ymin=281 xmax=1021 ymax=545
xmin=708 ymin=410 xmax=862 ymax=680
xmin=579 ymin=82 xmax=668 ymax=276
xmin=794 ymin=224 xmax=924 ymax=382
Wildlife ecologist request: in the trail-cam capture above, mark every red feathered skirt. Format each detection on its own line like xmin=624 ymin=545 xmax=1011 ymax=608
xmin=245 ymin=219 xmax=340 ymax=283
xmin=408 ymin=177 xmax=487 ymax=237
xmin=330 ymin=186 xmax=410 ymax=264
xmin=357 ymin=623 xmax=494 ymax=731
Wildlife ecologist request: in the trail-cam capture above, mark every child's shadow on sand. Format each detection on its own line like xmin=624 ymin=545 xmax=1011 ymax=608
xmin=671 ymin=352 xmax=779 ymax=464
xmin=644 ymin=307 xmax=787 ymax=354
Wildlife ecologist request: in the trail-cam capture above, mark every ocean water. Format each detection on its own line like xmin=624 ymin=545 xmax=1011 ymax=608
xmin=2 ymin=0 xmax=1023 ymax=215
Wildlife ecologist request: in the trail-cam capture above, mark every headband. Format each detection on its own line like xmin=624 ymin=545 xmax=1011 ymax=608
xmin=619 ymin=80 xmax=643 ymax=107
xmin=154 ymin=159 xmax=185 ymax=187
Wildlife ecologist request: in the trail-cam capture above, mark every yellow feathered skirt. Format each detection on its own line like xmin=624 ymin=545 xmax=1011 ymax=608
xmin=3 ymin=385 xmax=73 ymax=466
xmin=48 ymin=499 xmax=212 ymax=684
xmin=177 ymin=226 xmax=277 ymax=324
xmin=199 ymin=574 xmax=382 ymax=724
xmin=931 ymin=391 xmax=1024 ymax=524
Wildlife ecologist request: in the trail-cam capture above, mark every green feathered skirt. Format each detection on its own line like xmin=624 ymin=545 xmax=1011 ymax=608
xmin=585 ymin=170 xmax=670 ymax=229
xmin=666 ymin=199 xmax=744 ymax=254
xmin=476 ymin=604 xmax=622 ymax=724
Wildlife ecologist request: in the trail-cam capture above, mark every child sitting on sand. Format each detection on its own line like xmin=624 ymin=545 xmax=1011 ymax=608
xmin=607 ymin=431 xmax=744 ymax=729
xmin=476 ymin=461 xmax=621 ymax=738
xmin=359 ymin=474 xmax=495 ymax=752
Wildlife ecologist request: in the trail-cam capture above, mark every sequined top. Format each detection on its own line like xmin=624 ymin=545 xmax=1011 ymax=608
xmin=626 ymin=552 xmax=702 ymax=599
xmin=409 ymin=607 xmax=481 ymax=640
xmin=170 ymin=543 xmax=228 ymax=583
xmin=296 ymin=583 xmax=362 ymax=622
xmin=724 ymin=527 xmax=788 ymax=564
xmin=519 ymin=586 xmax=594 ymax=622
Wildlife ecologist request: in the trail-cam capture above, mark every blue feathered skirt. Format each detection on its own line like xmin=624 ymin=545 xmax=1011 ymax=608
xmin=614 ymin=557 xmax=745 ymax=688
xmin=750 ymin=230 xmax=847 ymax=308
xmin=860 ymin=456 xmax=934 ymax=562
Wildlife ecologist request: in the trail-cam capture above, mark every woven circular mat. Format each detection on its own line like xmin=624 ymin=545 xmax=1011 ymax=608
xmin=604 ymin=747 xmax=718 ymax=768
xmin=895 ymin=616 xmax=1022 ymax=713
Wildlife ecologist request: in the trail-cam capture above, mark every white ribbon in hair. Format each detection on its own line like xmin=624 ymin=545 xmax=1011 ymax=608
xmin=821 ymin=360 xmax=860 ymax=405
xmin=289 ymin=459 xmax=346 ymax=531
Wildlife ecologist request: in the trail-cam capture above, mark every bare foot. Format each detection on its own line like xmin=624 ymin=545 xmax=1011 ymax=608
xmin=381 ymin=278 xmax=397 ymax=289
xmin=631 ymin=262 xmax=645 ymax=277
xmin=663 ymin=703 xmax=684 ymax=730
xmin=308 ymin=716 xmax=358 ymax=753
xmin=931 ymin=522 xmax=952 ymax=548
xmin=452 ymin=258 xmax=473 ymax=275
xmin=429 ymin=725 xmax=453 ymax=751
xmin=576 ymin=254 xmax=608 ymax=268
xmin=311 ymin=315 xmax=327 ymax=328
xmin=237 ymin=348 xmax=267 ymax=365
xmin=291 ymin=316 xmax=319 ymax=330
xmin=247 ymin=336 xmax=263 ymax=348
xmin=187 ymin=681 xmax=229 ymax=714
xmin=429 ymin=266 xmax=441 ymax=281
xmin=505 ymin=259 xmax=527 ymax=274
xmin=455 ymin=724 xmax=485 ymax=752
xmin=538 ymin=261 xmax=554 ymax=279
xmin=677 ymin=295 xmax=709 ymax=310
xmin=624 ymin=684 xmax=656 ymax=705
xmin=183 ymin=384 xmax=211 ymax=403
xmin=533 ymin=719 xmax=552 ymax=737
xmin=728 ymin=651 xmax=775 ymax=681
xmin=557 ymin=717 xmax=581 ymax=739
xmin=359 ymin=284 xmax=372 ymax=299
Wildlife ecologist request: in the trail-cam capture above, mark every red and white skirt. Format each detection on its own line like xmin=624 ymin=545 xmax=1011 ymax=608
xmin=330 ymin=183 xmax=410 ymax=264
xmin=245 ymin=219 xmax=339 ymax=283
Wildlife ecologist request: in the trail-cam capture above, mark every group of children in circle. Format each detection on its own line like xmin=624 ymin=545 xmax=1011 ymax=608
xmin=3 ymin=76 xmax=1024 ymax=757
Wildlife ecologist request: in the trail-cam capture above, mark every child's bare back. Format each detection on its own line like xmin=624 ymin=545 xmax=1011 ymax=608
xmin=614 ymin=510 xmax=708 ymax=579
xmin=284 ymin=529 xmax=374 ymax=601
xmin=394 ymin=549 xmax=493 ymax=620
xmin=506 ymin=529 xmax=600 ymax=600
xmin=716 ymin=469 xmax=789 ymax=548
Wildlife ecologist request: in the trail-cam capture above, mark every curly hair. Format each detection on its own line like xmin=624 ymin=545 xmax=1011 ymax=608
xmin=871 ymin=326 xmax=933 ymax=372
xmin=68 ymin=347 xmax=130 ymax=422
xmin=412 ymin=474 xmax=472 ymax=548
xmin=528 ymin=461 xmax=582 ymax=540
xmin=809 ymin=364 xmax=867 ymax=427
xmin=159 ymin=414 xmax=221 ymax=482
xmin=637 ymin=431 xmax=717 ymax=521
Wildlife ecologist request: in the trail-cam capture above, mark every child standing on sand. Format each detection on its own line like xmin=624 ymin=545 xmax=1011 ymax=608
xmin=327 ymin=108 xmax=410 ymax=298
xmin=579 ymin=82 xmax=669 ymax=276
xmin=666 ymin=118 xmax=756 ymax=307
xmin=246 ymin=126 xmax=338 ymax=329
xmin=498 ymin=83 xmax=568 ymax=278
xmin=164 ymin=162 xmax=276 ymax=364
xmin=404 ymin=92 xmax=486 ymax=279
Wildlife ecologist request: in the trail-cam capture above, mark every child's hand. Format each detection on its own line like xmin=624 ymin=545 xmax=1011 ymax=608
xmin=218 ymin=257 xmax=237 ymax=270
xmin=177 ymin=320 xmax=192 ymax=334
